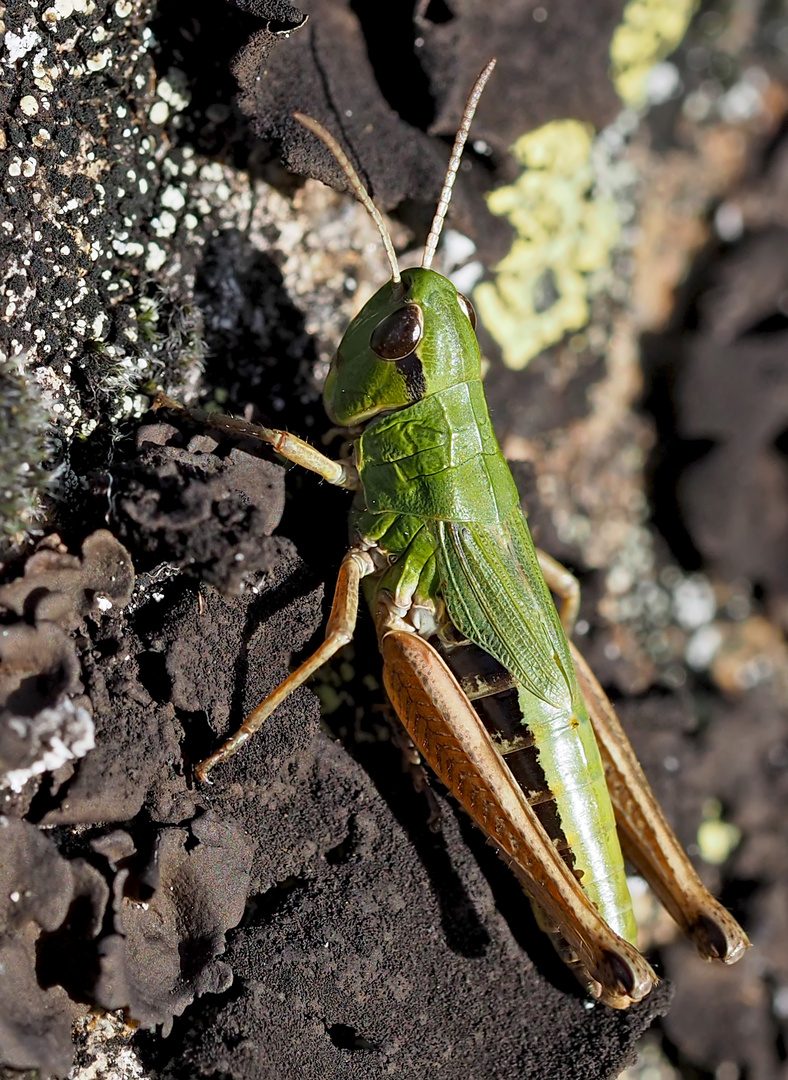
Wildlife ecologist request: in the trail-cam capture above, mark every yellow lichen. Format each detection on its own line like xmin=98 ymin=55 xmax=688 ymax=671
xmin=610 ymin=0 xmax=698 ymax=107
xmin=697 ymin=798 xmax=741 ymax=866
xmin=474 ymin=121 xmax=620 ymax=370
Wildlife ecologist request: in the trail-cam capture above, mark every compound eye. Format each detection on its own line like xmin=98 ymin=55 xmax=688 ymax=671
xmin=457 ymin=292 xmax=477 ymax=331
xmin=370 ymin=304 xmax=424 ymax=360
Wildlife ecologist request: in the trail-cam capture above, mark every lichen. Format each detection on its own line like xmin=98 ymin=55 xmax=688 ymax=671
xmin=474 ymin=121 xmax=620 ymax=370
xmin=2 ymin=697 xmax=95 ymax=795
xmin=472 ymin=2 xmax=700 ymax=372
xmin=610 ymin=0 xmax=698 ymax=107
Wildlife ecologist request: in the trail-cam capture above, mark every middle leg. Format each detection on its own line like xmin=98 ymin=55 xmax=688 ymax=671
xmin=537 ymin=548 xmax=580 ymax=633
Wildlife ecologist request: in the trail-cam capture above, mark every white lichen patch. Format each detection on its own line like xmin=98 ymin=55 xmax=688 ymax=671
xmin=86 ymin=48 xmax=112 ymax=72
xmin=685 ymin=624 xmax=723 ymax=671
xmin=160 ymin=185 xmax=185 ymax=212
xmin=31 ymin=46 xmax=59 ymax=92
xmin=672 ymin=573 xmax=717 ymax=630
xmin=4 ymin=25 xmax=41 ymax=63
xmin=1 ymin=258 xmax=36 ymax=323
xmin=156 ymin=69 xmax=190 ymax=113
xmin=275 ymin=180 xmax=396 ymax=367
xmin=145 ymin=241 xmax=167 ymax=272
xmin=150 ymin=209 xmax=176 ymax=237
xmin=2 ymin=0 xmax=392 ymax=500
xmin=71 ymin=1011 xmax=150 ymax=1080
xmin=27 ymin=362 xmax=84 ymax=435
xmin=1 ymin=697 xmax=95 ymax=794
xmin=149 ymin=99 xmax=169 ymax=125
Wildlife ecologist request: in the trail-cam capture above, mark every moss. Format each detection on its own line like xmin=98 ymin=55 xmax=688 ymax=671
xmin=0 ymin=354 xmax=52 ymax=557
xmin=75 ymin=286 xmax=206 ymax=432
xmin=153 ymin=292 xmax=206 ymax=387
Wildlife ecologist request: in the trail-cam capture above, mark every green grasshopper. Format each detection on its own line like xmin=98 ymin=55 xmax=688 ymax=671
xmin=156 ymin=60 xmax=749 ymax=1008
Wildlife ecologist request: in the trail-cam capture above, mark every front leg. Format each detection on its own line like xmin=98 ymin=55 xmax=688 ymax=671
xmin=153 ymin=392 xmax=360 ymax=490
xmin=196 ymin=547 xmax=376 ymax=781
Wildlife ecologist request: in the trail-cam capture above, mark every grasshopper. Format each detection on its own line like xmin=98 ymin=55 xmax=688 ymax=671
xmin=155 ymin=60 xmax=749 ymax=1008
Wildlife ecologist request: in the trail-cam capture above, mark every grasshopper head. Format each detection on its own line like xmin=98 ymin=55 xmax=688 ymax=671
xmin=297 ymin=61 xmax=495 ymax=428
xmin=324 ymin=267 xmax=481 ymax=426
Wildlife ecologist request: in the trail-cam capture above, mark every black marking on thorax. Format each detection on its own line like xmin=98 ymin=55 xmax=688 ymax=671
xmin=396 ymin=352 xmax=426 ymax=401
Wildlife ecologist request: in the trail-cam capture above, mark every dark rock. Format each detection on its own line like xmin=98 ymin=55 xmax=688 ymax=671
xmin=0 ymin=819 xmax=80 ymax=1077
xmin=113 ymin=427 xmax=286 ymax=592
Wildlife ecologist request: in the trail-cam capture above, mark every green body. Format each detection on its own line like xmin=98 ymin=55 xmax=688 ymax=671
xmin=326 ymin=267 xmax=636 ymax=945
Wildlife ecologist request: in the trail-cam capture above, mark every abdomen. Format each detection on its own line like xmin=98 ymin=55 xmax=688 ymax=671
xmin=431 ymin=626 xmax=637 ymax=947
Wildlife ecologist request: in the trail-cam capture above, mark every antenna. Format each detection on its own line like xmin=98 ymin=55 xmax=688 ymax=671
xmin=293 ymin=112 xmax=401 ymax=284
xmin=421 ymin=58 xmax=496 ymax=271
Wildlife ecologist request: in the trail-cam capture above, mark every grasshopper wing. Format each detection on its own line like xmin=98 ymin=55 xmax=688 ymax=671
xmin=432 ymin=512 xmax=636 ymax=949
xmin=434 ymin=513 xmax=578 ymax=714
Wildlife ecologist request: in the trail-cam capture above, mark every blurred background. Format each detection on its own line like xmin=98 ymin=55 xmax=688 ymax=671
xmin=1 ymin=1 xmax=788 ymax=1077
